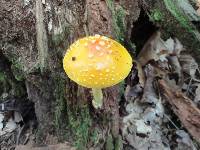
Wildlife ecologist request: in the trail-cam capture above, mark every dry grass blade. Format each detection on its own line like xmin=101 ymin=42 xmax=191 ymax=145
xmin=158 ymin=79 xmax=200 ymax=142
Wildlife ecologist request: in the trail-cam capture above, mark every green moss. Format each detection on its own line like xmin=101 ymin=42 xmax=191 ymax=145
xmin=0 ymin=72 xmax=6 ymax=97
xmin=53 ymin=74 xmax=94 ymax=148
xmin=0 ymin=72 xmax=5 ymax=82
xmin=148 ymin=9 xmax=164 ymax=22
xmin=106 ymin=0 xmax=126 ymax=42
xmin=12 ymin=82 xmax=26 ymax=97
xmin=68 ymin=106 xmax=92 ymax=150
xmin=53 ymin=75 xmax=68 ymax=139
xmin=105 ymin=134 xmax=114 ymax=150
xmin=90 ymin=128 xmax=99 ymax=145
xmin=114 ymin=135 xmax=123 ymax=150
xmin=11 ymin=64 xmax=24 ymax=81
xmin=163 ymin=0 xmax=200 ymax=41
xmin=0 ymin=69 xmax=26 ymax=99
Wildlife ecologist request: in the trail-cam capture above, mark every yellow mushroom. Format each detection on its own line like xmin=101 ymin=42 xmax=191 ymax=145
xmin=63 ymin=35 xmax=132 ymax=108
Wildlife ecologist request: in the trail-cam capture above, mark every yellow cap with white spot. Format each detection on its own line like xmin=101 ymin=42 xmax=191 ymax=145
xmin=63 ymin=35 xmax=132 ymax=89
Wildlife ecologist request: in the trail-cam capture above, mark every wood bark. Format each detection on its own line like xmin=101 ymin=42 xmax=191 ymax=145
xmin=159 ymin=79 xmax=200 ymax=142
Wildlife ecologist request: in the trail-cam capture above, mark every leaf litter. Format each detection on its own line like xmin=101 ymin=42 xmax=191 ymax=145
xmin=121 ymin=31 xmax=200 ymax=149
xmin=0 ymin=98 xmax=36 ymax=149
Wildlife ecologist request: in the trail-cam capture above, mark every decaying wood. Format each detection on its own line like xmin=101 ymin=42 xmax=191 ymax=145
xmin=15 ymin=143 xmax=75 ymax=150
xmin=159 ymin=79 xmax=200 ymax=142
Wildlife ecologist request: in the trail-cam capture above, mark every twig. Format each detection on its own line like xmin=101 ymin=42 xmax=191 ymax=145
xmin=164 ymin=114 xmax=179 ymax=130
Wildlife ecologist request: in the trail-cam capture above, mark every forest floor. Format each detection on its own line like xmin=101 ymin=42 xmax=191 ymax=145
xmin=1 ymin=31 xmax=200 ymax=150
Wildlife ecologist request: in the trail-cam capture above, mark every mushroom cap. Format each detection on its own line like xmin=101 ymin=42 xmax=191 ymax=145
xmin=63 ymin=35 xmax=132 ymax=88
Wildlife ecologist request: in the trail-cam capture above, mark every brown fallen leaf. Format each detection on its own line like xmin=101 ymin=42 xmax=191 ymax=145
xmin=159 ymin=79 xmax=200 ymax=143
xmin=125 ymin=84 xmax=143 ymax=101
xmin=179 ymin=54 xmax=198 ymax=79
xmin=137 ymin=31 xmax=168 ymax=66
xmin=176 ymin=130 xmax=197 ymax=150
xmin=141 ymin=65 xmax=158 ymax=104
xmin=168 ymin=55 xmax=183 ymax=84
xmin=137 ymin=32 xmax=183 ymax=67
xmin=135 ymin=60 xmax=145 ymax=87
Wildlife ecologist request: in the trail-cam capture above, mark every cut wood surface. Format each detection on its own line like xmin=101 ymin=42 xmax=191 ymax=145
xmin=159 ymin=79 xmax=200 ymax=142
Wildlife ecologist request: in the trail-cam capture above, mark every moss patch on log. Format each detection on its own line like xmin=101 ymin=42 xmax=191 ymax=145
xmin=106 ymin=0 xmax=126 ymax=42
xmin=0 ymin=54 xmax=26 ymax=101
xmin=163 ymin=0 xmax=200 ymax=41
xmin=68 ymin=105 xmax=93 ymax=150
xmin=145 ymin=0 xmax=200 ymax=59
xmin=148 ymin=9 xmax=164 ymax=22
xmin=53 ymin=74 xmax=68 ymax=140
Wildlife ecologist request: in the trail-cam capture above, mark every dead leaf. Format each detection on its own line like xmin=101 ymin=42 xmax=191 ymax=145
xmin=135 ymin=119 xmax=152 ymax=135
xmin=125 ymin=84 xmax=142 ymax=101
xmin=168 ymin=55 xmax=182 ymax=84
xmin=137 ymin=31 xmax=168 ymax=66
xmin=164 ymin=38 xmax=183 ymax=85
xmin=122 ymin=121 xmax=169 ymax=150
xmin=194 ymin=84 xmax=200 ymax=105
xmin=14 ymin=111 xmax=23 ymax=123
xmin=0 ymin=118 xmax=17 ymax=136
xmin=136 ymin=61 xmax=145 ymax=87
xmin=143 ymin=100 xmax=164 ymax=125
xmin=141 ymin=65 xmax=158 ymax=104
xmin=137 ymin=32 xmax=183 ymax=67
xmin=174 ymin=38 xmax=183 ymax=55
xmin=176 ymin=130 xmax=197 ymax=150
xmin=179 ymin=54 xmax=198 ymax=79
xmin=125 ymin=100 xmax=144 ymax=115
xmin=123 ymin=87 xmax=166 ymax=150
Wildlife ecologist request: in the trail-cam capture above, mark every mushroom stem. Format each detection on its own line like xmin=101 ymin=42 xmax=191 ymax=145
xmin=92 ymin=88 xmax=103 ymax=109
